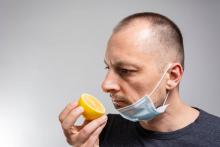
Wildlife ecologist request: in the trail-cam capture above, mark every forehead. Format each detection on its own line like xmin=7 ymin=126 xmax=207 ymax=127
xmin=105 ymin=26 xmax=159 ymax=67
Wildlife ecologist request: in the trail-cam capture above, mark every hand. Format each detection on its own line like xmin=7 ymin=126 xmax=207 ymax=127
xmin=59 ymin=102 xmax=107 ymax=147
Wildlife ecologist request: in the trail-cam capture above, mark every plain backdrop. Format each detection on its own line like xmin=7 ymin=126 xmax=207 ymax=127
xmin=0 ymin=0 xmax=220 ymax=146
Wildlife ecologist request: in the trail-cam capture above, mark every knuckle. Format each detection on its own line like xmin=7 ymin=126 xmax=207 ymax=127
xmin=61 ymin=121 xmax=70 ymax=130
xmin=77 ymin=129 xmax=90 ymax=143
xmin=80 ymin=128 xmax=89 ymax=136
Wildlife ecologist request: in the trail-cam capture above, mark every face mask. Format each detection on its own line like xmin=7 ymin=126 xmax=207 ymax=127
xmin=116 ymin=64 xmax=171 ymax=122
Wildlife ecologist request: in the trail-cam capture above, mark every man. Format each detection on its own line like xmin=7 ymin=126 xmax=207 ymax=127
xmin=59 ymin=12 xmax=220 ymax=147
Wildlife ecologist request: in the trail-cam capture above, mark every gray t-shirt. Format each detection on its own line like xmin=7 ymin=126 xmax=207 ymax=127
xmin=99 ymin=108 xmax=220 ymax=147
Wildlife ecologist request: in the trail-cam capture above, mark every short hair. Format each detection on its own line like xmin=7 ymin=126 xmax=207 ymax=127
xmin=113 ymin=12 xmax=185 ymax=70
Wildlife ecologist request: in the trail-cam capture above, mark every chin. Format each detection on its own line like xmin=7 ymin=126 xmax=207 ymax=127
xmin=113 ymin=101 xmax=128 ymax=109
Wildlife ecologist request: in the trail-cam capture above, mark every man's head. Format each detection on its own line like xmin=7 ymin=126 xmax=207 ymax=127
xmin=102 ymin=12 xmax=184 ymax=109
xmin=114 ymin=12 xmax=184 ymax=70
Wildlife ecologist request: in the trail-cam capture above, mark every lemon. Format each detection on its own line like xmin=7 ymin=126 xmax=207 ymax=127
xmin=78 ymin=93 xmax=105 ymax=120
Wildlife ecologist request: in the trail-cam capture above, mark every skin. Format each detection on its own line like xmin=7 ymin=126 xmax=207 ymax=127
xmin=59 ymin=20 xmax=200 ymax=146
xmin=59 ymin=102 xmax=107 ymax=147
xmin=102 ymin=21 xmax=199 ymax=132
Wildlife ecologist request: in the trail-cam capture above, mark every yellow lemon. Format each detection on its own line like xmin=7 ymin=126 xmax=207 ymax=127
xmin=78 ymin=93 xmax=105 ymax=120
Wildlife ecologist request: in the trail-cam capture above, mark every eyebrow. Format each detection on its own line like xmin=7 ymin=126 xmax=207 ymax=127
xmin=104 ymin=60 xmax=141 ymax=69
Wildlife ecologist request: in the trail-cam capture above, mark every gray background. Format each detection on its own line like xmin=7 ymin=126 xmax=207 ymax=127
xmin=0 ymin=0 xmax=219 ymax=147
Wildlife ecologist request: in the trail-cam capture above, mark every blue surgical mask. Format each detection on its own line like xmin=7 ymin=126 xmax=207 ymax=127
xmin=116 ymin=64 xmax=171 ymax=122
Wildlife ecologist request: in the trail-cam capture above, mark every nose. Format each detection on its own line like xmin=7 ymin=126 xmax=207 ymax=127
xmin=101 ymin=71 xmax=120 ymax=93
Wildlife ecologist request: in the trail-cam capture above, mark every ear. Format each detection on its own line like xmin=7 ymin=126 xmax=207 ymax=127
xmin=166 ymin=63 xmax=184 ymax=90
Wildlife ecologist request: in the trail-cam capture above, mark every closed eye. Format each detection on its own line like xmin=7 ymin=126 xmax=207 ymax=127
xmin=117 ymin=68 xmax=136 ymax=77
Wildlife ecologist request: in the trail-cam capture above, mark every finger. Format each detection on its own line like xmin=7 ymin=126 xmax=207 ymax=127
xmin=70 ymin=120 xmax=89 ymax=134
xmin=85 ymin=121 xmax=107 ymax=146
xmin=68 ymin=116 xmax=106 ymax=145
xmin=76 ymin=115 xmax=107 ymax=144
xmin=62 ymin=106 xmax=84 ymax=131
xmin=71 ymin=118 xmax=98 ymax=133
xmin=59 ymin=101 xmax=78 ymax=123
xmin=82 ymin=119 xmax=90 ymax=126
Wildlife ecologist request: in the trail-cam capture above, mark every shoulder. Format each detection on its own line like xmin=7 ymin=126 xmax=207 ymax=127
xmin=198 ymin=108 xmax=220 ymax=127
xmin=195 ymin=108 xmax=220 ymax=138
xmin=193 ymin=109 xmax=220 ymax=145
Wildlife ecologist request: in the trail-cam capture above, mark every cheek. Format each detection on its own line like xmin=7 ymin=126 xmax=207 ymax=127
xmin=126 ymin=79 xmax=150 ymax=102
xmin=132 ymin=81 xmax=148 ymax=96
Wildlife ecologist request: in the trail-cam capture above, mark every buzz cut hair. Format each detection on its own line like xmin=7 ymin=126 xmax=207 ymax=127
xmin=113 ymin=12 xmax=185 ymax=70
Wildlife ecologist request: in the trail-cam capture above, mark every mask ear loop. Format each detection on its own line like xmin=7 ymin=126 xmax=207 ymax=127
xmin=148 ymin=64 xmax=172 ymax=97
xmin=162 ymin=91 xmax=170 ymax=106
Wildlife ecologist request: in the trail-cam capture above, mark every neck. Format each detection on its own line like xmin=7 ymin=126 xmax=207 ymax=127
xmin=139 ymin=90 xmax=199 ymax=132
